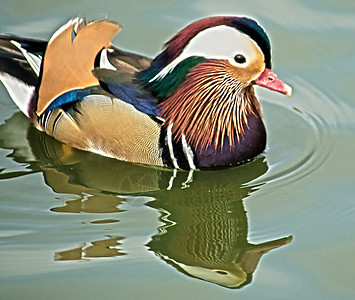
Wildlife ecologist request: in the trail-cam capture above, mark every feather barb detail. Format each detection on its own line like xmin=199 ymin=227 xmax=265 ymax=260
xmin=159 ymin=60 xmax=260 ymax=152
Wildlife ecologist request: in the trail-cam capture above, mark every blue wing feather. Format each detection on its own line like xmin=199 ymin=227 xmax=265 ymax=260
xmin=44 ymin=89 xmax=80 ymax=113
xmin=45 ymin=81 xmax=160 ymax=117
xmin=43 ymin=87 xmax=98 ymax=114
xmin=106 ymin=82 xmax=160 ymax=116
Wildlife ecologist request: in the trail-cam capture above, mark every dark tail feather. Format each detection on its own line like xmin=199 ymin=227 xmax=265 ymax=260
xmin=0 ymin=34 xmax=47 ymax=117
xmin=0 ymin=34 xmax=47 ymax=53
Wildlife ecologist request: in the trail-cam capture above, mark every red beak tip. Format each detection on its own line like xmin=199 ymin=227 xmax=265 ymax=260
xmin=285 ymin=84 xmax=293 ymax=97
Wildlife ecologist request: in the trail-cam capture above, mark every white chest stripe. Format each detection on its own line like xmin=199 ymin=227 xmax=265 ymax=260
xmin=167 ymin=123 xmax=180 ymax=169
xmin=181 ymin=134 xmax=196 ymax=170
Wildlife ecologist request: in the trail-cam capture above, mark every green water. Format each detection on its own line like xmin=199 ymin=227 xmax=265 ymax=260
xmin=1 ymin=0 xmax=355 ymax=299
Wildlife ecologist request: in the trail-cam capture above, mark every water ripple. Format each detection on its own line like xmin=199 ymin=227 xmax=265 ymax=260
xmin=249 ymin=75 xmax=341 ymax=188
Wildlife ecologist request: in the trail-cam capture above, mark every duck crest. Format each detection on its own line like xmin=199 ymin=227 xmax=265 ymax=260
xmin=137 ymin=17 xmax=230 ymax=85
xmin=159 ymin=60 xmax=261 ymax=152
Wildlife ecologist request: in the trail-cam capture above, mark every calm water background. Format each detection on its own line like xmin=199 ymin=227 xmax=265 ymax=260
xmin=1 ymin=0 xmax=355 ymax=299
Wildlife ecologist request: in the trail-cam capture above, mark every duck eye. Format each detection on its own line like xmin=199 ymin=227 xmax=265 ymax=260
xmin=234 ymin=54 xmax=246 ymax=64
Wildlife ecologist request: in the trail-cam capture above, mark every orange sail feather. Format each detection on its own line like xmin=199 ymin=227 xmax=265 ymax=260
xmin=36 ymin=19 xmax=120 ymax=115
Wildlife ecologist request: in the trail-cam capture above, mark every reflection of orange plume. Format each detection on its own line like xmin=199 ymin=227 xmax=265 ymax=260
xmin=55 ymin=236 xmax=126 ymax=261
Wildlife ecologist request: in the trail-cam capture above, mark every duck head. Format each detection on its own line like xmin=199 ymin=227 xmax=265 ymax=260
xmin=137 ymin=16 xmax=292 ymax=151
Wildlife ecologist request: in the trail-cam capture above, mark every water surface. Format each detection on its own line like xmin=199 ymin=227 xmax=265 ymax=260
xmin=1 ymin=1 xmax=355 ymax=299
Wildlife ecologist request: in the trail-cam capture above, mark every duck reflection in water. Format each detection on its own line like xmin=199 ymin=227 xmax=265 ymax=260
xmin=0 ymin=112 xmax=292 ymax=288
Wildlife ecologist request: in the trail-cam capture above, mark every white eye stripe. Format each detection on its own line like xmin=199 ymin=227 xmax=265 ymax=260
xmin=180 ymin=26 xmax=258 ymax=61
xmin=150 ymin=25 xmax=263 ymax=81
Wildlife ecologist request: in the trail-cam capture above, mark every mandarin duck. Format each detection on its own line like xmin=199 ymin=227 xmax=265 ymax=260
xmin=0 ymin=16 xmax=292 ymax=170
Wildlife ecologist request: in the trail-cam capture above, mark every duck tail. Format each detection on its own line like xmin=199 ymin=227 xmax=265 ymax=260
xmin=0 ymin=34 xmax=47 ymax=117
